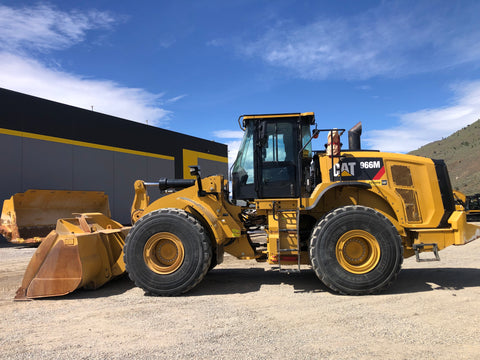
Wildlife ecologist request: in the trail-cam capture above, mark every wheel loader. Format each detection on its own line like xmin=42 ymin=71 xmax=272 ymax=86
xmin=14 ymin=112 xmax=480 ymax=300
xmin=0 ymin=190 xmax=110 ymax=244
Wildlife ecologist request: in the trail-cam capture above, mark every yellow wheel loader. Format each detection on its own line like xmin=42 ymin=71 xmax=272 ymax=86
xmin=15 ymin=112 xmax=480 ymax=299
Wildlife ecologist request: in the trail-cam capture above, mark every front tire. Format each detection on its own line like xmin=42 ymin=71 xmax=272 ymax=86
xmin=124 ymin=208 xmax=212 ymax=296
xmin=309 ymin=205 xmax=403 ymax=295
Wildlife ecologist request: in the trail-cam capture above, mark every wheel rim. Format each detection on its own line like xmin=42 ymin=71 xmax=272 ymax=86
xmin=143 ymin=232 xmax=185 ymax=274
xmin=336 ymin=230 xmax=381 ymax=274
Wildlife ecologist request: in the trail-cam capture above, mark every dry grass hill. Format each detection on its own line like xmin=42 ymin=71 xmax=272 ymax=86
xmin=409 ymin=119 xmax=480 ymax=195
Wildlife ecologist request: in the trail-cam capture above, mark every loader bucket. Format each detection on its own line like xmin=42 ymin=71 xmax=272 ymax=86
xmin=14 ymin=213 xmax=130 ymax=300
xmin=0 ymin=190 xmax=110 ymax=244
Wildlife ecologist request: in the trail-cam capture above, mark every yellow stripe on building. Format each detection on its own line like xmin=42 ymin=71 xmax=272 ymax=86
xmin=0 ymin=128 xmax=174 ymax=161
xmin=183 ymin=149 xmax=228 ymax=179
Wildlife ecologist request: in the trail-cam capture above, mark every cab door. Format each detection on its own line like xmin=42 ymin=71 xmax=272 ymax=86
xmin=257 ymin=120 xmax=298 ymax=198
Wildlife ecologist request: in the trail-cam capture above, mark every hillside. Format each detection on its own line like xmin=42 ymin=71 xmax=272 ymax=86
xmin=409 ymin=119 xmax=480 ymax=195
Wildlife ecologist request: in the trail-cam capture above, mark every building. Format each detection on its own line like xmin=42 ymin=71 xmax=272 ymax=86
xmin=0 ymin=87 xmax=228 ymax=224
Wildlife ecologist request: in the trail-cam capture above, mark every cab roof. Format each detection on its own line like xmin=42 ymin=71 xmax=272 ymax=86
xmin=239 ymin=112 xmax=315 ymax=129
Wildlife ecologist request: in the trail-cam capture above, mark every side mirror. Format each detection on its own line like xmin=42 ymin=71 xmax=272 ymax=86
xmin=189 ymin=166 xmax=206 ymax=197
xmin=189 ymin=166 xmax=201 ymax=178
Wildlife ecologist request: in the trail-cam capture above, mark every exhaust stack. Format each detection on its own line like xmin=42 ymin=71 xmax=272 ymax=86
xmin=348 ymin=122 xmax=362 ymax=150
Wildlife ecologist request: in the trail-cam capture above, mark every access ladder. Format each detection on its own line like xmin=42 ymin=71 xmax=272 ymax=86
xmin=273 ymin=205 xmax=301 ymax=272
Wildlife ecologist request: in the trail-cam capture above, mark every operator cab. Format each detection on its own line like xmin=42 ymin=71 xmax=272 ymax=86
xmin=231 ymin=112 xmax=315 ymax=200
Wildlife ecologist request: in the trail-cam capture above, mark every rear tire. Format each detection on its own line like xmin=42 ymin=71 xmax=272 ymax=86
xmin=309 ymin=205 xmax=403 ymax=295
xmin=124 ymin=208 xmax=212 ymax=296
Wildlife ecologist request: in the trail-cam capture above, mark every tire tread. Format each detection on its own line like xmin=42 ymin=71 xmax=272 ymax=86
xmin=309 ymin=205 xmax=403 ymax=295
xmin=124 ymin=208 xmax=212 ymax=296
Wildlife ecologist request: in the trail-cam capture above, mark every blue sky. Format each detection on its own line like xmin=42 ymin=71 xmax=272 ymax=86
xmin=1 ymin=1 xmax=480 ymax=166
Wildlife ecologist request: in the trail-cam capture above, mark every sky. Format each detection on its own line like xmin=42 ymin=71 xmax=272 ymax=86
xmin=2 ymin=0 xmax=480 ymax=167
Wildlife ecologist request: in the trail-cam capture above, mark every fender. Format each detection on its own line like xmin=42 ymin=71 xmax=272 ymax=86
xmin=305 ymin=181 xmax=372 ymax=211
xmin=177 ymin=196 xmax=227 ymax=241
xmin=143 ymin=188 xmax=242 ymax=245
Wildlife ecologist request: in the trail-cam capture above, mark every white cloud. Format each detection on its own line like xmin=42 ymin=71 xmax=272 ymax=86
xmin=0 ymin=4 xmax=115 ymax=53
xmin=364 ymin=81 xmax=480 ymax=152
xmin=0 ymin=52 xmax=170 ymax=125
xmin=0 ymin=3 xmax=171 ymax=126
xmin=241 ymin=2 xmax=480 ymax=80
xmin=356 ymin=85 xmax=372 ymax=91
xmin=213 ymin=130 xmax=244 ymax=139
xmin=213 ymin=130 xmax=244 ymax=168
xmin=226 ymin=139 xmax=242 ymax=167
xmin=165 ymin=94 xmax=187 ymax=104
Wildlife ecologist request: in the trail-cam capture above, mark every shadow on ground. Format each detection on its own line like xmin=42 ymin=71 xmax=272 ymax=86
xmin=385 ymin=267 xmax=480 ymax=294
xmin=31 ymin=266 xmax=480 ymax=301
xmin=34 ymin=274 xmax=136 ymax=301
xmin=0 ymin=234 xmax=41 ymax=249
xmin=193 ymin=266 xmax=480 ymax=296
xmin=191 ymin=267 xmax=329 ymax=296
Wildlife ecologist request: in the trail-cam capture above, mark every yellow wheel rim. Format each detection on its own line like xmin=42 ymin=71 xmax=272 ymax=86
xmin=143 ymin=233 xmax=185 ymax=274
xmin=336 ymin=230 xmax=381 ymax=274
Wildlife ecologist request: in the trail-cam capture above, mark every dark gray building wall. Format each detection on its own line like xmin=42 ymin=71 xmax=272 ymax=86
xmin=0 ymin=132 xmax=175 ymax=224
xmin=198 ymin=157 xmax=230 ymax=178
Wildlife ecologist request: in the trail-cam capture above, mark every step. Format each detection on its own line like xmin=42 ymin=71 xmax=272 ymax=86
xmin=412 ymin=243 xmax=440 ymax=262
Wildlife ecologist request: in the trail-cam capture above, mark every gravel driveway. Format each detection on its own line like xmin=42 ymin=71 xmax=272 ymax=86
xmin=1 ymin=236 xmax=479 ymax=359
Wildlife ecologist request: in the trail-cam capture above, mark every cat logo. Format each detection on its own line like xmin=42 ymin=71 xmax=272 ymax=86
xmin=331 ymin=157 xmax=385 ymax=182
xmin=333 ymin=162 xmax=356 ymax=177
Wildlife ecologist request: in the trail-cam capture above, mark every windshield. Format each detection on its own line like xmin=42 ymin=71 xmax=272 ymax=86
xmin=232 ymin=122 xmax=255 ymax=184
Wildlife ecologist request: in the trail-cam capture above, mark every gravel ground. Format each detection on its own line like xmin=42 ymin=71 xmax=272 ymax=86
xmin=1 ymin=236 xmax=480 ymax=359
